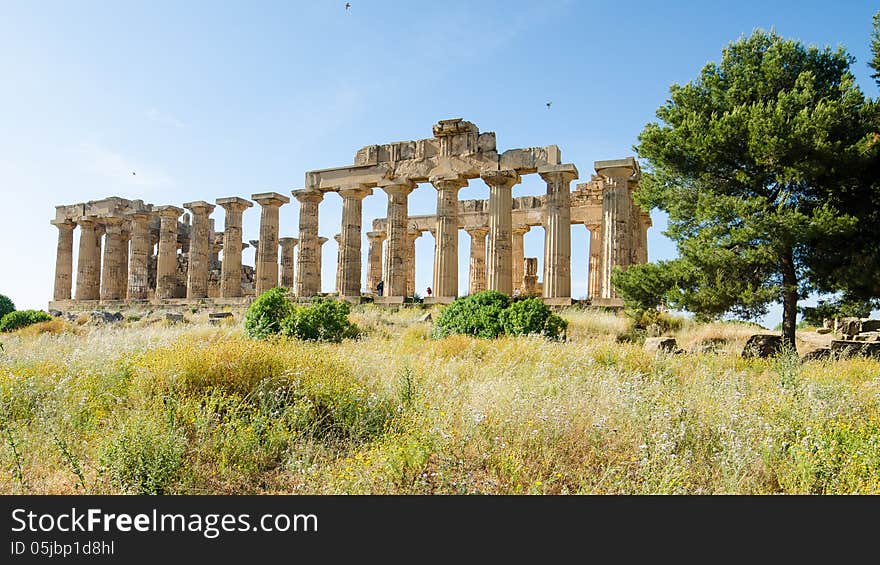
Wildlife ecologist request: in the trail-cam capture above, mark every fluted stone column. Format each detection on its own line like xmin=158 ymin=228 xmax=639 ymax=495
xmin=126 ymin=212 xmax=152 ymax=300
xmin=523 ymin=257 xmax=538 ymax=295
xmin=317 ymin=236 xmax=328 ymax=293
xmin=119 ymin=224 xmax=130 ymax=296
xmin=216 ymin=197 xmax=252 ymax=298
xmin=405 ymin=228 xmax=421 ymax=297
xmin=538 ymin=164 xmax=578 ymax=302
xmin=596 ymin=159 xmax=637 ymax=300
xmin=466 ymin=227 xmax=488 ymax=295
xmin=366 ymin=230 xmax=386 ymax=296
xmin=587 ymin=224 xmax=602 ymax=301
xmin=51 ymin=220 xmax=75 ymax=301
xmin=511 ymin=225 xmax=530 ymax=292
xmin=333 ymin=233 xmax=342 ymax=294
xmin=380 ymin=180 xmax=416 ymax=298
xmin=337 ymin=185 xmax=372 ymax=300
xmin=252 ymin=192 xmax=289 ymax=295
xmin=637 ymin=211 xmax=651 ymax=264
xmin=156 ymin=206 xmax=183 ymax=299
xmin=279 ymin=237 xmax=297 ymax=289
xmin=183 ymin=201 xmax=215 ymax=299
xmin=292 ymin=189 xmax=323 ymax=297
xmin=100 ymin=217 xmax=127 ymax=301
xmin=74 ymin=218 xmax=101 ymax=301
xmin=482 ymin=170 xmax=520 ymax=295
xmin=431 ymin=176 xmax=467 ymax=300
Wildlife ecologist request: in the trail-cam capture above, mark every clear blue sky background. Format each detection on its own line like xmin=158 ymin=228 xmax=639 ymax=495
xmin=2 ymin=0 xmax=877 ymax=327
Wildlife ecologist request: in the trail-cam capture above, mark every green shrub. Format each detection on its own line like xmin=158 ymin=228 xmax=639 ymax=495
xmin=0 ymin=310 xmax=52 ymax=333
xmin=0 ymin=294 xmax=14 ymax=319
xmin=432 ymin=291 xmax=510 ymax=339
xmin=100 ymin=417 xmax=186 ymax=495
xmin=500 ymin=298 xmax=567 ymax=340
xmin=244 ymin=287 xmax=294 ymax=339
xmin=280 ymin=298 xmax=359 ymax=343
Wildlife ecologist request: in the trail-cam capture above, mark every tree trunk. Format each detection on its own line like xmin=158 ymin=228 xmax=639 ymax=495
xmin=780 ymin=249 xmax=798 ymax=353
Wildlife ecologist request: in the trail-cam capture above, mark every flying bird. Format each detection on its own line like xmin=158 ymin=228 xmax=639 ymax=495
xmin=345 ymin=2 xmax=351 ymax=11
xmin=546 ymin=101 xmax=552 ymax=109
xmin=131 ymin=172 xmax=136 ymax=175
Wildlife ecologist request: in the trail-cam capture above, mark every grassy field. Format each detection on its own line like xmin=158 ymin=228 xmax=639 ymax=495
xmin=1 ymin=306 xmax=879 ymax=494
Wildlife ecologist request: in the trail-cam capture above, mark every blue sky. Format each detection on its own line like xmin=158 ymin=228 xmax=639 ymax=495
xmin=1 ymin=0 xmax=877 ymax=326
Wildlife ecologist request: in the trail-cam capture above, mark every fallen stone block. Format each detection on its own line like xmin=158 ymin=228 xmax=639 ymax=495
xmin=853 ymin=332 xmax=880 ymax=342
xmin=838 ymin=317 xmax=862 ymax=338
xmin=861 ymin=320 xmax=880 ymax=333
xmin=644 ymin=336 xmax=679 ymax=354
xmin=90 ymin=311 xmax=123 ymax=324
xmin=831 ymin=340 xmax=880 ymax=359
xmin=801 ymin=347 xmax=832 ymax=362
xmin=742 ymin=334 xmax=783 ymax=358
xmin=816 ymin=327 xmax=831 ymax=335
xmin=164 ymin=312 xmax=184 ymax=324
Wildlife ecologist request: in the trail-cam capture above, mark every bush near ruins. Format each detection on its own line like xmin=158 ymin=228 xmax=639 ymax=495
xmin=433 ymin=291 xmax=567 ymax=340
xmin=0 ymin=310 xmax=52 ymax=333
xmin=245 ymin=289 xmax=359 ymax=343
xmin=500 ymin=297 xmax=567 ymax=340
xmin=433 ymin=291 xmax=510 ymax=339
xmin=0 ymin=294 xmax=14 ymax=320
xmin=244 ymin=287 xmax=294 ymax=339
xmin=281 ymin=298 xmax=360 ymax=343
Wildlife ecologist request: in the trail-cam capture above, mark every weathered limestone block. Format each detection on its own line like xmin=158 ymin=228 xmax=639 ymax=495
xmin=741 ymin=334 xmax=783 ymax=358
xmin=831 ymin=339 xmax=880 ymax=359
xmin=644 ymin=337 xmax=680 ymax=354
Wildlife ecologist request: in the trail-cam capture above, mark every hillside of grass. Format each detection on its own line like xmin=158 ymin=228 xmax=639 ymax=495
xmin=1 ymin=306 xmax=878 ymax=494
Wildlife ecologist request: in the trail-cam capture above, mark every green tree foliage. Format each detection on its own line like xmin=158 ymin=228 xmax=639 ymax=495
xmin=499 ymin=298 xmax=567 ymax=340
xmin=433 ymin=291 xmax=567 ymax=340
xmin=871 ymin=11 xmax=880 ymax=87
xmin=0 ymin=310 xmax=52 ymax=332
xmin=280 ymin=298 xmax=360 ymax=343
xmin=432 ymin=291 xmax=510 ymax=339
xmin=628 ymin=29 xmax=879 ymax=350
xmin=244 ymin=287 xmax=294 ymax=339
xmin=0 ymin=294 xmax=14 ymax=320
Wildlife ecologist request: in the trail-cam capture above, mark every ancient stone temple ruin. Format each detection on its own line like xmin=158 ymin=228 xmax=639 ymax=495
xmin=49 ymin=119 xmax=649 ymax=310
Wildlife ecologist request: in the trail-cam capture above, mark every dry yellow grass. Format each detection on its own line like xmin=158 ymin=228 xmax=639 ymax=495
xmin=1 ymin=306 xmax=878 ymax=495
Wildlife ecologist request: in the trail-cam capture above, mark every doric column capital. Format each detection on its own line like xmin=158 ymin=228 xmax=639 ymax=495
xmin=333 ymin=233 xmax=342 ymax=244
xmin=183 ymin=200 xmax=216 ymax=215
xmin=102 ymin=216 xmax=126 ymax=234
xmin=430 ymin=175 xmax=468 ymax=192
xmin=586 ymin=223 xmax=601 ymax=232
xmin=292 ymin=189 xmax=324 ymax=204
xmin=594 ymin=157 xmax=640 ymax=182
xmin=379 ymin=179 xmax=416 ymax=197
xmin=366 ymin=230 xmax=387 ymax=242
xmin=480 ymin=169 xmax=521 ymax=189
xmin=156 ymin=205 xmax=184 ymax=219
xmin=407 ymin=227 xmax=423 ymax=239
xmin=51 ymin=219 xmax=76 ymax=231
xmin=318 ymin=236 xmax=329 ymax=246
xmin=511 ymin=224 xmax=531 ymax=236
xmin=216 ymin=196 xmax=254 ymax=212
xmin=279 ymin=237 xmax=298 ymax=249
xmin=538 ymin=163 xmax=579 ymax=184
xmin=252 ymin=192 xmax=291 ymax=207
xmin=465 ymin=226 xmax=489 ymax=238
xmin=249 ymin=239 xmax=259 ymax=249
xmin=337 ymin=184 xmax=373 ymax=200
